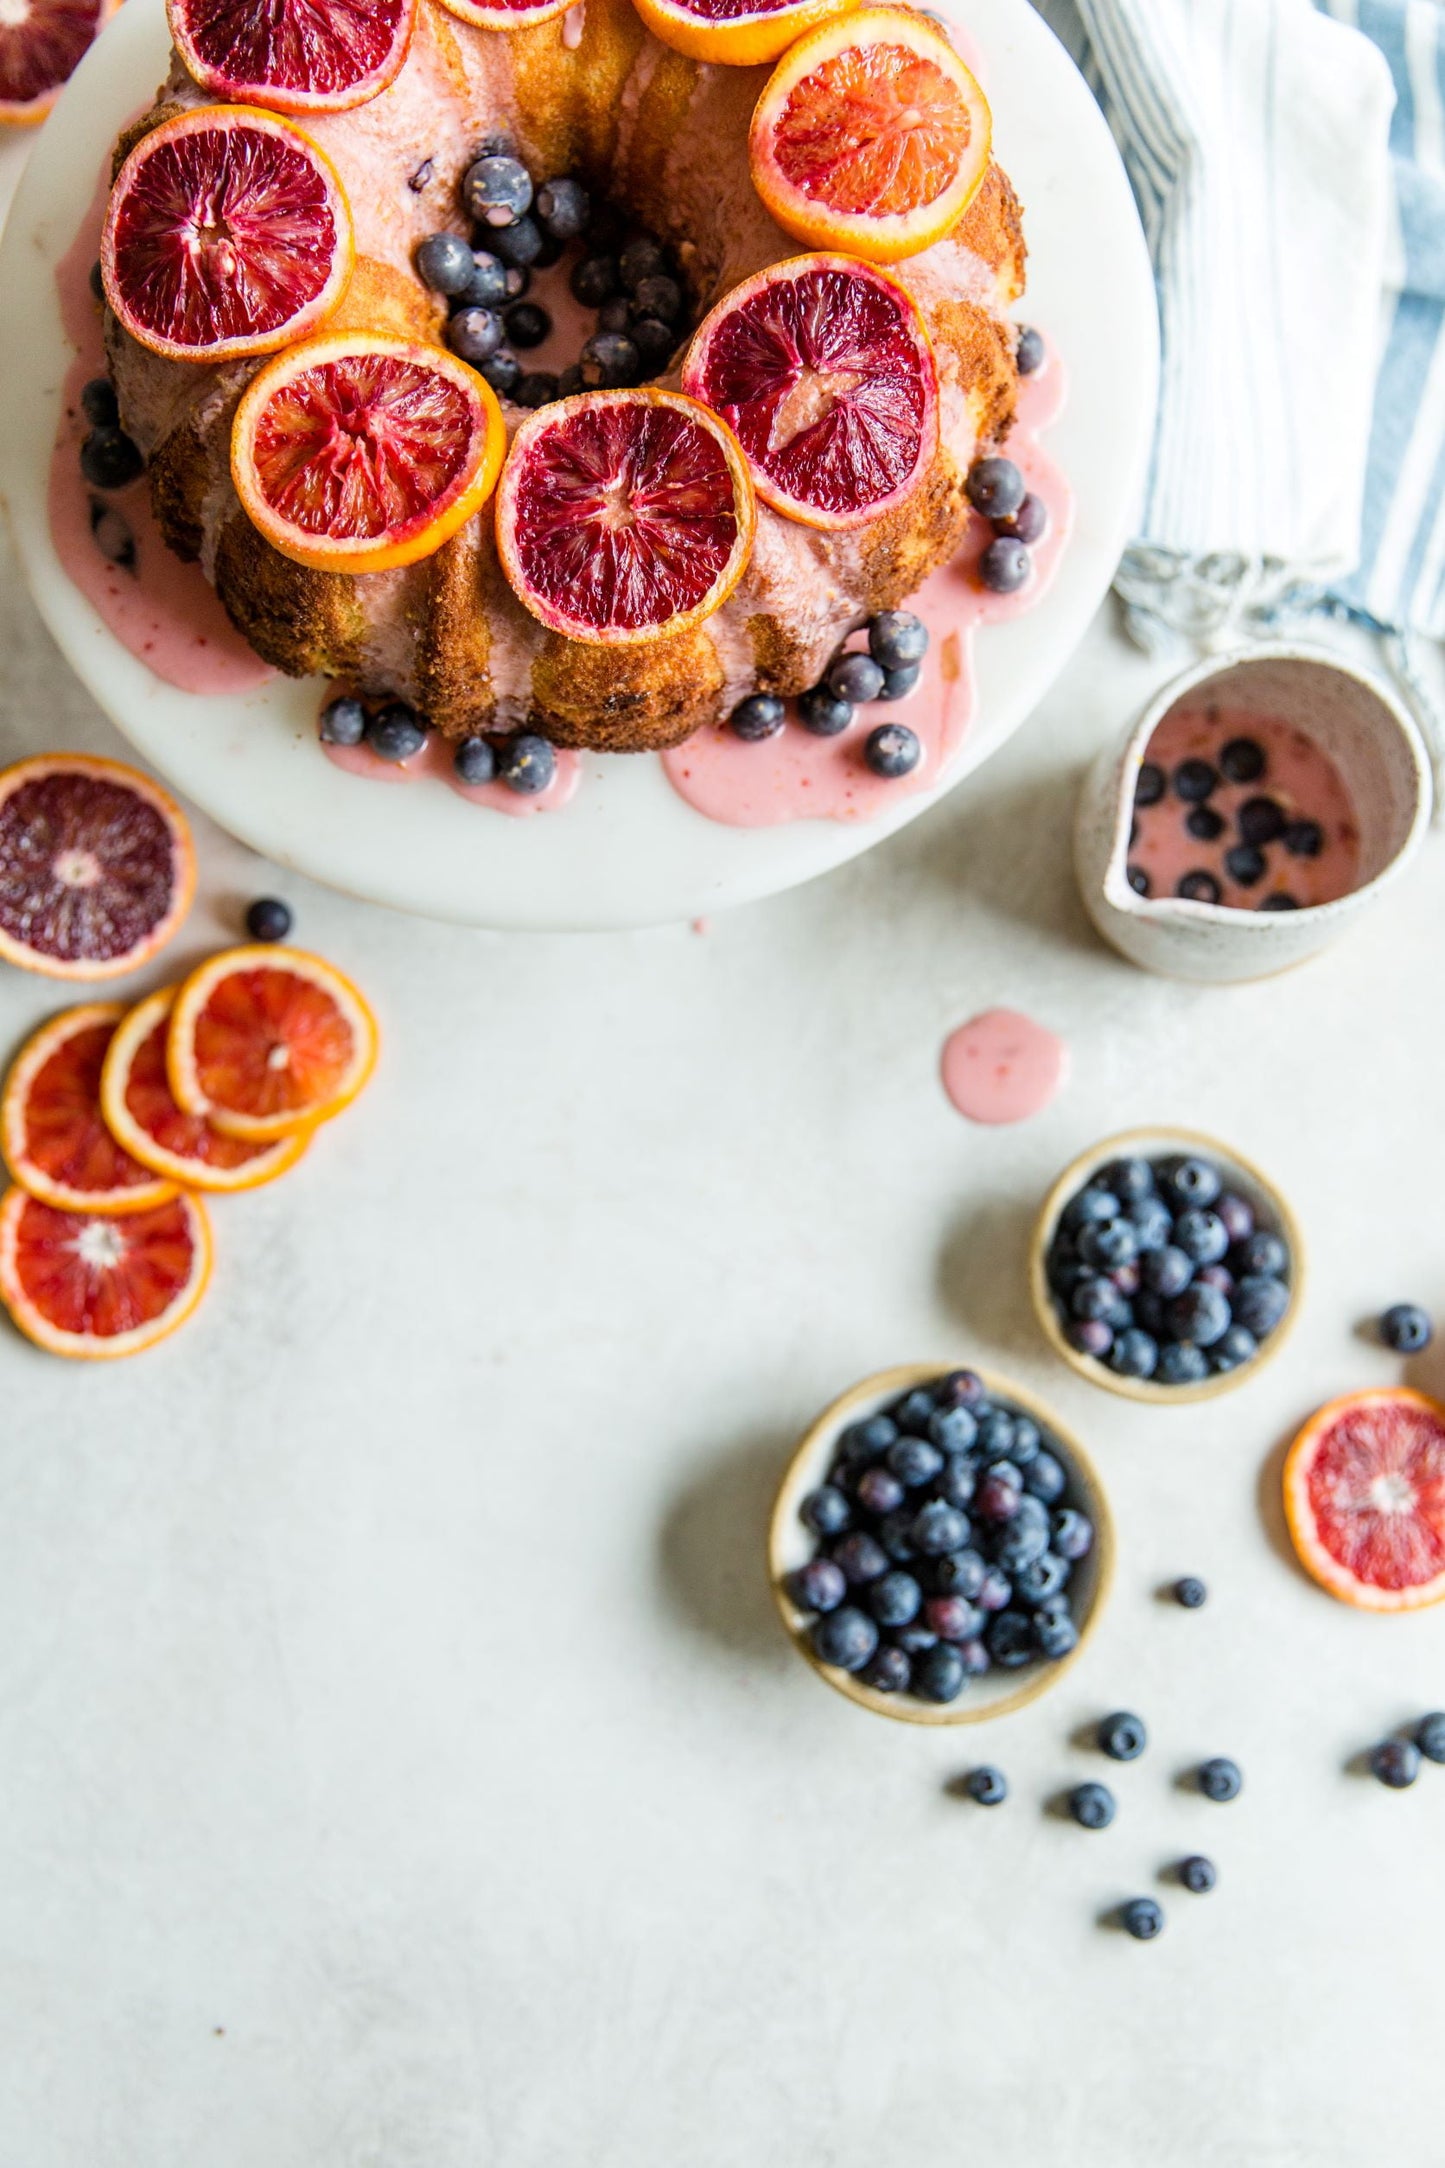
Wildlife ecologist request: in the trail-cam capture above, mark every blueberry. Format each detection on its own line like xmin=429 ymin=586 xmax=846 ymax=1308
xmin=570 ymin=253 xmax=619 ymax=305
xmin=1069 ymin=1781 xmax=1115 ymax=1829
xmin=1185 ymin=805 xmax=1225 ymax=841
xmin=1101 ymin=1156 xmax=1154 ymax=1205
xmin=1260 ymin=892 xmax=1300 ymax=914
xmin=1007 ymin=1417 xmax=1041 ymax=1467
xmin=442 ymin=736 xmax=494 ymax=792
xmin=1141 ymin=1245 xmax=1193 ymax=1299
xmin=1283 ymin=818 xmax=1323 ymax=858
xmin=957 ymin=1636 xmax=991 ymax=1677
xmin=1134 ymin=1291 xmax=1166 ymax=1335
xmin=1234 ymin=1230 xmax=1287 ymax=1277
xmin=863 ymin=724 xmax=921 ymax=779
xmin=1172 ymin=759 xmax=1218 ymax=803
xmin=514 ymin=372 xmax=561 ymax=412
xmin=1224 ymin=843 xmax=1266 ymax=887
xmin=867 ymin=1569 xmax=923 ymax=1627
xmin=966 ymin=1763 xmax=1008 ymax=1804
xmin=1179 ymin=1855 xmax=1216 ymax=1893
xmin=1070 ymin=1275 xmax=1120 ymax=1324
xmin=1177 ymin=870 xmax=1222 ymax=903
xmin=856 ymin=1465 xmax=905 ymax=1517
xmin=994 ymin=1496 xmax=1050 ymax=1573
xmin=931 ymin=1547 xmax=986 ymax=1599
xmin=416 ymin=230 xmax=478 ymax=295
xmin=1051 ymin=1508 xmax=1093 ymax=1561
xmin=986 ymin=1610 xmax=1035 ymax=1668
xmin=1197 ymin=1757 xmax=1242 ymax=1802
xmin=1012 ymin=1550 xmax=1068 ymax=1604
xmin=894 ymin=1388 xmax=938 ymax=1435
xmin=877 ymin=1510 xmax=918 ymax=1563
xmin=1157 ymin=1342 xmax=1209 ymax=1384
xmin=1134 ymin=761 xmax=1166 ymax=807
xmin=1063 ymin=1185 xmax=1122 ymax=1233
xmin=1066 ymin=1318 xmax=1113 ymax=1360
xmin=913 ymin=1500 xmax=970 ymax=1557
xmin=1233 ymin=1274 xmax=1289 ymax=1337
xmin=495 ymin=215 xmax=548 ymax=267
xmin=80 ymin=428 xmax=144 ymax=490
xmin=928 ymin=1404 xmax=978 ymax=1454
xmin=1238 ymin=795 xmax=1285 ymax=846
xmin=887 ymin=1436 xmax=943 ymax=1488
xmin=1165 ymin=1282 xmax=1231 ymax=1349
xmin=1130 ymin=1196 xmax=1174 ymax=1251
xmin=630 ymin=317 xmax=676 ymax=371
xmin=1173 ymin=1575 xmax=1207 ymax=1608
xmin=868 ymin=610 xmax=928 ymax=670
xmin=597 ymin=296 xmax=632 ymax=334
xmin=80 ymin=376 xmax=119 ymax=428
xmin=89 ymin=503 xmax=135 ymax=568
xmin=505 ymin=301 xmax=551 ymax=349
xmin=977 ymin=1466 xmax=1022 ymax=1522
xmin=836 ymin=1414 xmax=897 ymax=1465
xmin=914 ymin=1643 xmax=967 ymax=1702
xmin=1022 ymin=1450 xmax=1066 ymax=1505
xmin=827 ymin=652 xmax=885 ymax=705
xmin=1216 ymin=1192 xmax=1254 ymax=1244
xmin=89 ymin=258 xmax=104 ymax=301
xmin=447 ymin=307 xmax=505 ymax=364
xmin=1034 ymin=1608 xmax=1077 ymax=1659
xmin=245 ymin=897 xmax=292 ymax=943
xmin=997 ymin=493 xmax=1048 ymax=545
xmin=800 ymin=1484 xmax=850 ymax=1537
xmin=965 ymin=456 xmax=1025 ymax=519
xmin=1077 ymin=1217 xmax=1138 ymax=1271
xmin=893 ymin=1621 xmax=937 ymax=1655
xmin=1219 ymin=737 xmax=1265 ymax=784
xmin=500 ymin=733 xmax=556 ymax=794
xmin=976 ymin=1565 xmax=1013 ymax=1611
xmin=797 ymin=686 xmax=853 ymax=736
xmin=860 ymin=1644 xmax=911 ymax=1692
xmin=366 ymin=701 xmax=427 ymax=762
xmin=619 ymin=236 xmax=668 ymax=291
xmin=831 ymin=1532 xmax=888 ymax=1585
xmin=319 ymin=693 xmax=367 ymax=747
xmin=477 ymin=353 xmax=523 ymax=397
xmin=880 ymin=665 xmax=922 ymax=704
xmin=1122 ymin=1897 xmax=1164 ymax=1940
xmin=1369 ymin=1738 xmax=1421 ymax=1789
xmin=1382 ymin=1303 xmax=1433 ymax=1353
xmin=1173 ymin=1209 xmax=1229 ymax=1265
xmin=811 ymin=1605 xmax=878 ymax=1672
xmin=1210 ymin=1324 xmax=1259 ymax=1371
xmin=784 ymin=1557 xmax=846 ymax=1613
xmin=1416 ymin=1712 xmax=1445 ymax=1763
xmin=925 ymin=1594 xmax=983 ymax=1642
xmin=463 ymin=154 xmax=533 ymax=227
xmin=535 ymin=176 xmax=590 ymax=239
xmin=580 ymin=332 xmax=639 ymax=388
xmin=975 ymin=1408 xmax=1016 ymax=1457
xmin=1098 ymin=1710 xmax=1147 ymax=1761
xmin=632 ymin=273 xmax=683 ymax=324
xmin=1108 ymin=1328 xmax=1159 ymax=1380
xmin=979 ymin=537 xmax=1031 ymax=594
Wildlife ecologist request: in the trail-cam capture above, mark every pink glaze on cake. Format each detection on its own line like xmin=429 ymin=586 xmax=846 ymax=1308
xmin=48 ymin=166 xmax=275 ymax=699
xmin=322 ymin=729 xmax=582 ymax=816
xmin=941 ymin=1007 xmax=1069 ymax=1125
xmin=1131 ymin=706 xmax=1360 ymax=909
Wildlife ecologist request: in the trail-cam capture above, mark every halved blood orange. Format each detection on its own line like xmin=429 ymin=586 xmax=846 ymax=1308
xmin=100 ymin=987 xmax=309 ymax=1193
xmin=495 ymin=389 xmax=755 ymax=644
xmin=167 ymin=0 xmax=417 ymax=114
xmin=0 ymin=755 xmax=195 ymax=981
xmin=1283 ymin=1388 xmax=1445 ymax=1612
xmin=434 ymin=0 xmax=573 ymax=26
xmin=3 ymin=1003 xmax=176 ymax=1215
xmin=232 ymin=332 xmax=506 ymax=573
xmin=633 ymin=0 xmax=858 ymax=68
xmin=0 ymin=1187 xmax=210 ymax=1359
xmin=0 ymin=0 xmax=116 ymax=124
xmin=167 ymin=946 xmax=378 ymax=1141
xmin=749 ymin=9 xmax=992 ymax=263
xmin=682 ymin=253 xmax=937 ymax=530
xmin=101 ymin=107 xmax=354 ymax=364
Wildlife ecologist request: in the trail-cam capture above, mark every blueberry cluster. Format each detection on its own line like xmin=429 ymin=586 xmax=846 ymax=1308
xmin=413 ymin=145 xmax=687 ymax=408
xmin=1129 ymin=737 xmax=1322 ymax=908
xmin=965 ymin=435 xmax=1049 ymax=597
xmin=76 ymin=374 xmax=145 ymax=569
xmin=1368 ymin=1711 xmax=1445 ymax=1789
xmin=729 ymin=612 xmax=930 ymax=780
xmin=785 ymin=1370 xmax=1096 ymax=1705
xmin=1046 ymin=1151 xmax=1292 ymax=1386
xmin=320 ymin=691 xmax=557 ymax=796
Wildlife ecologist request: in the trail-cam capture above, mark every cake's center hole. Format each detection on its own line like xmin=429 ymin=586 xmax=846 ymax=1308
xmin=769 ymin=366 xmax=864 ymax=451
xmin=53 ymin=847 xmax=102 ymax=890
xmin=74 ymin=1220 xmax=125 ymax=1271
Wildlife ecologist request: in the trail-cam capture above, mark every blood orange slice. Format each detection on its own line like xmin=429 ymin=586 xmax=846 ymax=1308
xmin=167 ymin=0 xmax=417 ymax=114
xmin=683 ymin=253 xmax=937 ymax=530
xmin=750 ymin=9 xmax=992 ymax=263
xmin=632 ymin=0 xmax=858 ymax=68
xmin=167 ymin=946 xmax=378 ymax=1141
xmin=100 ymin=987 xmax=309 ymax=1193
xmin=1284 ymin=1388 xmax=1445 ymax=1612
xmin=231 ymin=332 xmax=506 ymax=573
xmin=0 ymin=755 xmax=195 ymax=981
xmin=0 ymin=0 xmax=115 ymax=124
xmin=0 ymin=1187 xmax=210 ymax=1359
xmin=3 ymin=1003 xmax=176 ymax=1215
xmin=495 ymin=389 xmax=755 ymax=644
xmin=435 ymin=0 xmax=573 ymax=27
xmin=102 ymin=107 xmax=354 ymax=364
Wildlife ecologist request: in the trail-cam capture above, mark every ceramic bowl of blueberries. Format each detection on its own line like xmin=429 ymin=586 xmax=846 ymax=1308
xmin=770 ymin=1364 xmax=1114 ymax=1725
xmin=1031 ymin=1128 xmax=1305 ymax=1403
xmin=1074 ymin=645 xmax=1430 ymax=984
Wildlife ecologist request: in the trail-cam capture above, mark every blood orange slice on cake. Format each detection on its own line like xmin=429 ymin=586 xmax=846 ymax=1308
xmin=0 ymin=755 xmax=195 ymax=981
xmin=633 ymin=0 xmax=858 ymax=68
xmin=1284 ymin=1388 xmax=1445 ymax=1611
xmin=167 ymin=947 xmax=378 ymax=1141
xmin=167 ymin=0 xmax=417 ymax=114
xmin=749 ymin=9 xmax=992 ymax=262
xmin=102 ymin=107 xmax=354 ymax=364
xmin=435 ymin=0 xmax=573 ymax=27
xmin=2 ymin=1003 xmax=177 ymax=1214
xmin=231 ymin=333 xmax=506 ymax=573
xmin=683 ymin=253 xmax=937 ymax=530
xmin=495 ymin=389 xmax=755 ymax=644
xmin=100 ymin=988 xmax=310 ymax=1193
xmin=0 ymin=0 xmax=116 ymax=126
xmin=0 ymin=1187 xmax=211 ymax=1359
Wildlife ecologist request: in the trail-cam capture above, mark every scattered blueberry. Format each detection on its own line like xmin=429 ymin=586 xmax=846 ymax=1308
xmin=453 ymin=737 xmax=497 ymax=787
xmin=1370 ymin=1739 xmax=1421 ymax=1789
xmin=491 ymin=215 xmax=545 ymax=267
xmin=1185 ymin=805 xmax=1225 ymax=841
xmin=966 ymin=1764 xmax=1008 ymax=1804
xmin=463 ymin=154 xmax=533 ymax=228
xmin=1173 ymin=1576 xmax=1207 ymax=1608
xmin=1015 ymin=325 xmax=1046 ymax=375
xmin=80 ymin=428 xmax=144 ymax=490
xmin=498 ymin=734 xmax=556 ymax=792
xmin=812 ymin=1606 xmax=878 ymax=1672
xmin=785 ymin=1557 xmax=846 ymax=1613
xmin=966 ymin=456 xmax=1025 ymax=520
xmin=1416 ymin=1712 xmax=1445 ymax=1763
xmin=505 ymin=301 xmax=551 ymax=348
xmin=863 ymin=724 xmax=922 ymax=779
xmin=1134 ymin=761 xmax=1166 ymax=807
xmin=827 ymin=652 xmax=885 ymax=705
xmin=80 ymin=376 xmax=120 ymax=428
xmin=1259 ymin=891 xmax=1301 ymax=912
xmin=446 ymin=307 xmax=505 ymax=364
xmin=1179 ymin=1855 xmax=1216 ymax=1893
xmin=1283 ymin=818 xmax=1323 ymax=858
xmin=1197 ymin=1757 xmax=1242 ymax=1802
xmin=366 ymin=701 xmax=427 ymax=763
xmin=1381 ymin=1303 xmax=1433 ymax=1353
xmin=980 ymin=537 xmax=1031 ymax=594
xmin=1069 ymin=1781 xmax=1116 ymax=1830
xmin=1122 ymin=1897 xmax=1164 ymax=1940
xmin=795 ymin=685 xmax=852 ymax=737
xmin=1238 ymin=795 xmax=1285 ymax=846
xmin=1098 ymin=1710 xmax=1147 ymax=1761
xmin=580 ymin=332 xmax=639 ymax=388
xmin=868 ymin=610 xmax=929 ymax=671
xmin=89 ymin=503 xmax=135 ymax=569
xmin=416 ymin=230 xmax=478 ymax=295
xmin=1224 ymin=843 xmax=1266 ymax=887
xmin=1177 ymin=870 xmax=1223 ymax=903
xmin=535 ymin=176 xmax=590 ymax=239
xmin=1173 ymin=759 xmax=1218 ymax=803
xmin=319 ymin=694 xmax=367 ymax=747
xmin=1219 ymin=737 xmax=1265 ymax=783
xmin=245 ymin=897 xmax=292 ymax=943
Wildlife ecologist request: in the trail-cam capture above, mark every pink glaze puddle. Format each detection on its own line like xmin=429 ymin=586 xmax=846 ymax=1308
xmin=1130 ymin=707 xmax=1360 ymax=909
xmin=661 ymin=360 xmax=1071 ymax=828
xmin=48 ymin=162 xmax=275 ymax=698
xmin=322 ymin=730 xmax=582 ymax=816
xmin=941 ymin=1007 xmax=1069 ymax=1125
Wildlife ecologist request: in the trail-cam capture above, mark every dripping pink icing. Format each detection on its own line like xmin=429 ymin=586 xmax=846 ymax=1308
xmin=48 ymin=163 xmax=276 ymax=698
xmin=322 ymin=728 xmax=582 ymax=816
xmin=941 ymin=1008 xmax=1069 ymax=1125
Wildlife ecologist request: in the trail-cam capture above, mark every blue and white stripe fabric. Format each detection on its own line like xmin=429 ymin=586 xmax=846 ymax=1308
xmin=1033 ymin=0 xmax=1445 ymax=650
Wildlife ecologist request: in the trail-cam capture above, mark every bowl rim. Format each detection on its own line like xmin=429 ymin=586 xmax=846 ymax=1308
xmin=1029 ymin=1124 xmax=1306 ymax=1405
xmin=768 ymin=1361 xmax=1115 ymax=1726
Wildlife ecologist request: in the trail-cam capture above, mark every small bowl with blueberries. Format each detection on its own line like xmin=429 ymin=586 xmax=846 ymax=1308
xmin=770 ymin=1363 xmax=1113 ymax=1724
xmin=1031 ymin=1129 xmax=1304 ymax=1402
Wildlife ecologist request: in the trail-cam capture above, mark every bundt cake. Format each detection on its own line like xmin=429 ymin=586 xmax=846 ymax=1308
xmin=102 ymin=0 xmax=1026 ymax=754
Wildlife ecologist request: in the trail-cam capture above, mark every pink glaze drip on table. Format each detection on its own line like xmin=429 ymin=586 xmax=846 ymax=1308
xmin=47 ymin=164 xmax=276 ymax=698
xmin=322 ymin=730 xmax=582 ymax=817
xmin=661 ymin=359 xmax=1072 ymax=828
xmin=1131 ymin=707 xmax=1360 ymax=908
xmin=940 ymin=1008 xmax=1069 ymax=1125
